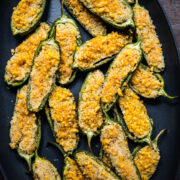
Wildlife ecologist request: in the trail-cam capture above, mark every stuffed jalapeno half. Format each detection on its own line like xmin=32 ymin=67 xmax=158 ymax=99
xmin=5 ymin=23 xmax=50 ymax=87
xmin=133 ymin=129 xmax=167 ymax=180
xmin=9 ymin=85 xmax=41 ymax=171
xmin=49 ymin=1 xmax=82 ymax=85
xmin=78 ymin=70 xmax=104 ymax=151
xmin=133 ymin=0 xmax=165 ymax=72
xmin=116 ymin=87 xmax=153 ymax=144
xmin=48 ymin=141 xmax=84 ymax=180
xmin=101 ymin=41 xmax=142 ymax=112
xmin=33 ymin=153 xmax=61 ymax=180
xmin=11 ymin=0 xmax=46 ymax=36
xmin=80 ymin=0 xmax=135 ymax=29
xmin=74 ymin=151 xmax=120 ymax=180
xmin=130 ymin=64 xmax=175 ymax=99
xmin=100 ymin=113 xmax=141 ymax=180
xmin=73 ymin=32 xmax=132 ymax=71
xmin=46 ymin=86 xmax=79 ymax=156
xmin=63 ymin=0 xmax=107 ymax=37
xmin=27 ymin=37 xmax=60 ymax=112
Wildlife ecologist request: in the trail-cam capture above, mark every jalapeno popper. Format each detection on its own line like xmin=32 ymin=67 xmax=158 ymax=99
xmin=5 ymin=23 xmax=50 ymax=87
xmin=133 ymin=0 xmax=165 ymax=72
xmin=117 ymin=87 xmax=152 ymax=143
xmin=49 ymin=1 xmax=82 ymax=85
xmin=130 ymin=64 xmax=175 ymax=99
xmin=11 ymin=0 xmax=46 ymax=36
xmin=101 ymin=41 xmax=142 ymax=112
xmin=74 ymin=32 xmax=132 ymax=71
xmin=46 ymin=86 xmax=79 ymax=156
xmin=9 ymin=85 xmax=41 ymax=171
xmin=33 ymin=153 xmax=61 ymax=180
xmin=64 ymin=0 xmax=107 ymax=37
xmin=80 ymin=0 xmax=135 ymax=29
xmin=100 ymin=113 xmax=141 ymax=180
xmin=133 ymin=129 xmax=167 ymax=180
xmin=99 ymin=147 xmax=113 ymax=168
xmin=27 ymin=38 xmax=60 ymax=112
xmin=75 ymin=151 xmax=120 ymax=180
xmin=78 ymin=70 xmax=104 ymax=151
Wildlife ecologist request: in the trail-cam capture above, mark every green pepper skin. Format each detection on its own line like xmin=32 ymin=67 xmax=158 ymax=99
xmin=101 ymin=41 xmax=143 ymax=112
xmin=49 ymin=11 xmax=82 ymax=85
xmin=5 ymin=23 xmax=51 ymax=87
xmin=74 ymin=150 xmax=120 ymax=180
xmin=63 ymin=0 xmax=107 ymax=37
xmin=17 ymin=116 xmax=41 ymax=172
xmin=78 ymin=70 xmax=104 ymax=151
xmin=130 ymin=64 xmax=176 ymax=99
xmin=79 ymin=0 xmax=135 ymax=29
xmin=100 ymin=111 xmax=141 ymax=180
xmin=113 ymin=105 xmax=153 ymax=144
xmin=11 ymin=0 xmax=46 ymax=36
xmin=132 ymin=129 xmax=167 ymax=180
xmin=27 ymin=38 xmax=60 ymax=112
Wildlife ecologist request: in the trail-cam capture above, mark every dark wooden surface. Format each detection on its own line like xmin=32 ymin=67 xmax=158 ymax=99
xmin=159 ymin=0 xmax=180 ymax=53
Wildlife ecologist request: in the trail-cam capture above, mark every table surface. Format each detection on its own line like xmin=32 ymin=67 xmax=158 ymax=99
xmin=160 ymin=0 xmax=180 ymax=53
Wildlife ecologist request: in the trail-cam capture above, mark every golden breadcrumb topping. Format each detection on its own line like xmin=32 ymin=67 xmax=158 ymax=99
xmin=134 ymin=146 xmax=160 ymax=180
xmin=64 ymin=157 xmax=84 ymax=180
xmin=133 ymin=5 xmax=164 ymax=71
xmin=118 ymin=87 xmax=151 ymax=138
xmin=12 ymin=0 xmax=44 ymax=31
xmin=33 ymin=158 xmax=61 ymax=180
xmin=64 ymin=0 xmax=106 ymax=36
xmin=79 ymin=70 xmax=104 ymax=133
xmin=101 ymin=44 xmax=141 ymax=105
xmin=55 ymin=23 xmax=79 ymax=84
xmin=48 ymin=87 xmax=79 ymax=153
xmin=101 ymin=123 xmax=139 ymax=180
xmin=75 ymin=32 xmax=131 ymax=69
xmin=10 ymin=85 xmax=38 ymax=155
xmin=76 ymin=152 xmax=117 ymax=180
xmin=29 ymin=42 xmax=60 ymax=111
xmin=5 ymin=23 xmax=50 ymax=83
xmin=130 ymin=65 xmax=163 ymax=97
xmin=84 ymin=0 xmax=131 ymax=23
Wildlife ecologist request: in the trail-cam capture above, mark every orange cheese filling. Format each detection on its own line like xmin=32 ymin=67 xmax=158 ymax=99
xmin=130 ymin=65 xmax=163 ymax=97
xmin=75 ymin=32 xmax=131 ymax=69
xmin=134 ymin=146 xmax=160 ymax=180
xmin=118 ymin=87 xmax=151 ymax=138
xmin=64 ymin=157 xmax=84 ymax=180
xmin=133 ymin=5 xmax=164 ymax=70
xmin=101 ymin=123 xmax=139 ymax=180
xmin=12 ymin=0 xmax=44 ymax=31
xmin=79 ymin=70 xmax=104 ymax=133
xmin=64 ymin=0 xmax=106 ymax=36
xmin=101 ymin=44 xmax=141 ymax=104
xmin=5 ymin=23 xmax=50 ymax=83
xmin=55 ymin=23 xmax=78 ymax=84
xmin=48 ymin=87 xmax=79 ymax=153
xmin=10 ymin=85 xmax=37 ymax=155
xmin=84 ymin=0 xmax=131 ymax=23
